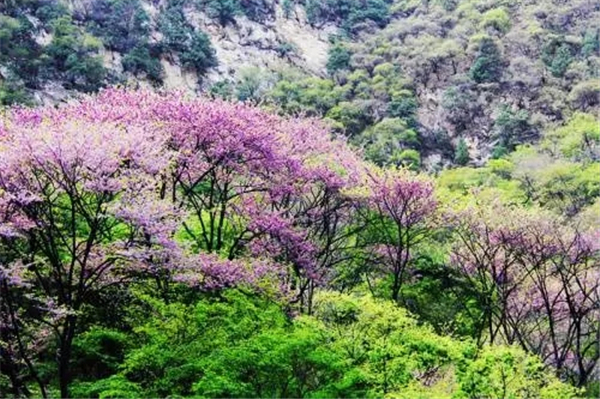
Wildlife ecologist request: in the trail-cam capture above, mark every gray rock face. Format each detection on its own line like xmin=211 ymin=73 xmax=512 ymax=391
xmin=132 ymin=1 xmax=335 ymax=91
xmin=12 ymin=0 xmax=336 ymax=100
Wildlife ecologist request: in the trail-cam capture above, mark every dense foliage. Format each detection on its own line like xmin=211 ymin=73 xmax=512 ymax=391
xmin=0 ymin=0 xmax=219 ymax=102
xmin=2 ymin=0 xmax=598 ymax=170
xmin=1 ymin=1 xmax=599 ymax=398
xmin=207 ymin=0 xmax=599 ymax=169
xmin=0 ymin=89 xmax=598 ymax=398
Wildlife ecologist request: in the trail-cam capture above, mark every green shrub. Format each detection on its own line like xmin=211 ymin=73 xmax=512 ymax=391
xmin=388 ymin=93 xmax=418 ymax=123
xmin=121 ymin=44 xmax=163 ymax=82
xmin=0 ymin=79 xmax=31 ymax=106
xmin=200 ymin=0 xmax=241 ymax=26
xmin=34 ymin=1 xmax=68 ymax=23
xmin=44 ymin=16 xmax=106 ymax=91
xmin=480 ymin=8 xmax=511 ymax=33
xmin=550 ymin=44 xmax=573 ymax=77
xmin=158 ymin=6 xmax=217 ymax=76
xmin=454 ymin=138 xmax=470 ymax=165
xmin=494 ymin=106 xmax=530 ymax=150
xmin=326 ymin=101 xmax=370 ymax=136
xmin=395 ymin=148 xmax=421 ymax=170
xmin=209 ymin=80 xmax=235 ymax=99
xmin=457 ymin=346 xmax=580 ymax=399
xmin=0 ymin=14 xmax=42 ymax=87
xmin=276 ymin=41 xmax=297 ymax=58
xmin=86 ymin=0 xmax=150 ymax=53
xmin=582 ymin=28 xmax=599 ymax=57
xmin=362 ymin=118 xmax=420 ymax=166
xmin=327 ymin=43 xmax=352 ymax=75
xmin=305 ymin=0 xmax=391 ymax=33
xmin=469 ymin=36 xmax=503 ymax=83
xmin=541 ymin=38 xmax=575 ymax=78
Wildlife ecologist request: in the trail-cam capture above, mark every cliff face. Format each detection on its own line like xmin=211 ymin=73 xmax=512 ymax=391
xmin=144 ymin=1 xmax=336 ymax=90
xmin=187 ymin=5 xmax=335 ymax=83
xmin=16 ymin=0 xmax=336 ymax=101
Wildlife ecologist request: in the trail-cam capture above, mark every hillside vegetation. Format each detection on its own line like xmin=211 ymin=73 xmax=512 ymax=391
xmin=0 ymin=87 xmax=598 ymax=399
xmin=244 ymin=0 xmax=599 ymax=169
xmin=1 ymin=0 xmax=598 ymax=165
xmin=0 ymin=1 xmax=599 ymax=398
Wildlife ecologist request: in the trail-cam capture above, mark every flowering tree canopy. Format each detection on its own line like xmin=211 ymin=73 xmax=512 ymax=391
xmin=0 ymin=89 xmax=375 ymax=397
xmin=0 ymin=89 xmax=593 ymax=397
xmin=449 ymin=199 xmax=600 ymax=386
xmin=356 ymin=168 xmax=437 ymax=302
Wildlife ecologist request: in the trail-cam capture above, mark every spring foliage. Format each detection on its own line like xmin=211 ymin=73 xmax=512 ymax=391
xmin=0 ymin=90 xmax=597 ymax=398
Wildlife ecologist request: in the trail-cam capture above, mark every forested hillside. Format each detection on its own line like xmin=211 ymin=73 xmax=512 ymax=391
xmin=1 ymin=0 xmax=598 ymax=165
xmin=0 ymin=1 xmax=599 ymax=398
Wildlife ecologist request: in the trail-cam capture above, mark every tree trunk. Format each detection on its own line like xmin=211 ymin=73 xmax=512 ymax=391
xmin=58 ymin=316 xmax=77 ymax=399
xmin=391 ymin=269 xmax=401 ymax=303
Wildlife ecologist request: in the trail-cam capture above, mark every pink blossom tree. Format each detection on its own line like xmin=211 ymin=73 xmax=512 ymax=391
xmin=0 ymin=89 xmax=372 ymax=395
xmin=0 ymin=112 xmax=181 ymax=397
xmin=356 ymin=168 xmax=437 ymax=302
xmin=449 ymin=199 xmax=600 ymax=386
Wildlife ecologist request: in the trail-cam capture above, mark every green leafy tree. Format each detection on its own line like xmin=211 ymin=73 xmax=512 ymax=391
xmin=33 ymin=1 xmax=68 ymax=22
xmin=0 ymin=14 xmax=42 ymax=87
xmin=582 ymin=28 xmax=599 ymax=57
xmin=362 ymin=118 xmax=419 ymax=166
xmin=454 ymin=138 xmax=470 ymax=165
xmin=158 ymin=6 xmax=217 ymax=76
xmin=549 ymin=43 xmax=573 ymax=78
xmin=44 ymin=16 xmax=106 ymax=91
xmin=276 ymin=41 xmax=297 ymax=58
xmin=86 ymin=0 xmax=150 ymax=53
xmin=201 ymin=0 xmax=241 ymax=26
xmin=268 ymin=75 xmax=343 ymax=115
xmin=326 ymin=101 xmax=371 ymax=137
xmin=395 ymin=149 xmax=421 ymax=170
xmin=327 ymin=43 xmax=352 ymax=75
xmin=458 ymin=346 xmax=579 ymax=399
xmin=494 ymin=106 xmax=530 ymax=150
xmin=121 ymin=44 xmax=163 ymax=82
xmin=209 ymin=79 xmax=235 ymax=99
xmin=542 ymin=112 xmax=600 ymax=161
xmin=479 ymin=8 xmax=511 ymax=34
xmin=71 ymin=291 xmax=576 ymax=399
xmin=442 ymin=85 xmax=478 ymax=132
xmin=180 ymin=31 xmax=217 ymax=74
xmin=469 ymin=36 xmax=503 ymax=83
xmin=388 ymin=93 xmax=418 ymax=124
xmin=0 ymin=79 xmax=31 ymax=106
xmin=305 ymin=0 xmax=390 ymax=33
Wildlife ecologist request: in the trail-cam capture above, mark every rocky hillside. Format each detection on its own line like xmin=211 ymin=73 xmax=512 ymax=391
xmin=0 ymin=0 xmax=342 ymax=102
xmin=0 ymin=0 xmax=598 ymax=167
xmin=343 ymin=0 xmax=600 ymax=166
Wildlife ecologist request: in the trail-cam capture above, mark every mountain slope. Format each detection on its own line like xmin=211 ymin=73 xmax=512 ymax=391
xmin=0 ymin=0 xmax=340 ymax=103
xmin=0 ymin=0 xmax=598 ymax=166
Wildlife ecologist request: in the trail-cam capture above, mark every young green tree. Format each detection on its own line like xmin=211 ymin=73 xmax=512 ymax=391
xmin=158 ymin=6 xmax=217 ymax=76
xmin=327 ymin=43 xmax=352 ymax=75
xmin=494 ymin=106 xmax=530 ymax=150
xmin=200 ymin=0 xmax=241 ymax=26
xmin=454 ymin=138 xmax=470 ymax=165
xmin=469 ymin=36 xmax=503 ymax=83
